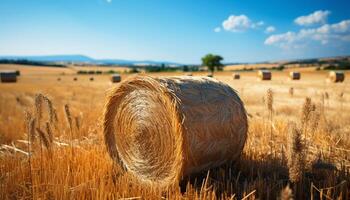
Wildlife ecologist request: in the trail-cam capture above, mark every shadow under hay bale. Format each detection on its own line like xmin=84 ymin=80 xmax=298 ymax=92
xmin=180 ymin=155 xmax=289 ymax=199
xmin=233 ymin=73 xmax=240 ymax=80
xmin=0 ymin=71 xmax=17 ymax=83
xmin=103 ymin=75 xmax=248 ymax=188
xmin=111 ymin=74 xmax=121 ymax=83
xmin=328 ymin=71 xmax=345 ymax=83
xmin=289 ymin=71 xmax=301 ymax=80
xmin=258 ymin=70 xmax=271 ymax=81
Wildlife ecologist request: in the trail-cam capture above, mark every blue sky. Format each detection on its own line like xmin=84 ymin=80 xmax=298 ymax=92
xmin=0 ymin=0 xmax=350 ymax=64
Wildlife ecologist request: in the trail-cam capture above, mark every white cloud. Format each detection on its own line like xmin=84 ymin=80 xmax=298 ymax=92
xmin=294 ymin=10 xmax=331 ymax=26
xmin=214 ymin=27 xmax=221 ymax=32
xmin=265 ymin=26 xmax=276 ymax=33
xmin=222 ymin=15 xmax=252 ymax=32
xmin=221 ymin=15 xmax=265 ymax=32
xmin=265 ymin=19 xmax=350 ymax=49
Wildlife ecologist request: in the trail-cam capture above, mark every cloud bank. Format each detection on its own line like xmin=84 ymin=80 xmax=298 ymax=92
xmin=294 ymin=10 xmax=330 ymax=26
xmin=265 ymin=19 xmax=350 ymax=48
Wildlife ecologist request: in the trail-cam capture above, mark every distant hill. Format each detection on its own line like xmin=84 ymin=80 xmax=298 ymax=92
xmin=0 ymin=55 xmax=183 ymax=67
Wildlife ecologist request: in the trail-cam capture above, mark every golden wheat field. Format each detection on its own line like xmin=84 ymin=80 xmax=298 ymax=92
xmin=1 ymin=64 xmax=350 ymax=199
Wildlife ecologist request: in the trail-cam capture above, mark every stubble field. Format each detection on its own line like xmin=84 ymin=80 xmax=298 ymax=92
xmin=1 ymin=65 xmax=350 ymax=199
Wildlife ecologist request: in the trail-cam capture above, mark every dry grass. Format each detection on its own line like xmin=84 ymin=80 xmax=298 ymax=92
xmin=0 ymin=69 xmax=350 ymax=199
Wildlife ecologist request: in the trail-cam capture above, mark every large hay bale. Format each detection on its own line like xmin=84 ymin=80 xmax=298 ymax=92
xmin=103 ymin=75 xmax=248 ymax=187
xmin=289 ymin=71 xmax=301 ymax=80
xmin=233 ymin=73 xmax=240 ymax=80
xmin=111 ymin=74 xmax=121 ymax=83
xmin=0 ymin=71 xmax=17 ymax=83
xmin=258 ymin=70 xmax=271 ymax=80
xmin=329 ymin=71 xmax=345 ymax=82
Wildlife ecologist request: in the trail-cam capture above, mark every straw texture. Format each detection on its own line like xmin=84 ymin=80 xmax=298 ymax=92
xmin=103 ymin=75 xmax=248 ymax=188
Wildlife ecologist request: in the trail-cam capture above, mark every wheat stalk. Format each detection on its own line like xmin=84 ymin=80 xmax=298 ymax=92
xmin=266 ymin=88 xmax=274 ymax=154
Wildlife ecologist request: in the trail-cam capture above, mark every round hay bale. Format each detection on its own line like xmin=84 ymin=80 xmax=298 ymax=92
xmin=111 ymin=74 xmax=121 ymax=83
xmin=103 ymin=75 xmax=248 ymax=188
xmin=289 ymin=71 xmax=301 ymax=80
xmin=257 ymin=70 xmax=271 ymax=80
xmin=328 ymin=71 xmax=345 ymax=83
xmin=90 ymin=77 xmax=94 ymax=81
xmin=233 ymin=73 xmax=240 ymax=80
xmin=57 ymin=77 xmax=61 ymax=81
xmin=73 ymin=77 xmax=78 ymax=81
xmin=0 ymin=71 xmax=17 ymax=83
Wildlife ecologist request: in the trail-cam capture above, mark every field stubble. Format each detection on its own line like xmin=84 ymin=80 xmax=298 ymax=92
xmin=0 ymin=71 xmax=350 ymax=199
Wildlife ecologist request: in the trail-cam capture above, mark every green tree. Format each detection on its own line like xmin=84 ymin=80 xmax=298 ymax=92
xmin=201 ymin=54 xmax=224 ymax=74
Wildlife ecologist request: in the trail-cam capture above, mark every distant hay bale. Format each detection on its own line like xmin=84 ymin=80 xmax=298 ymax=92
xmin=111 ymin=74 xmax=121 ymax=83
xmin=289 ymin=71 xmax=301 ymax=80
xmin=73 ymin=77 xmax=78 ymax=81
xmin=328 ymin=71 xmax=345 ymax=83
xmin=258 ymin=70 xmax=271 ymax=80
xmin=185 ymin=72 xmax=193 ymax=76
xmin=207 ymin=73 xmax=213 ymax=77
xmin=90 ymin=77 xmax=94 ymax=81
xmin=0 ymin=71 xmax=17 ymax=83
xmin=103 ymin=75 xmax=248 ymax=188
xmin=233 ymin=73 xmax=240 ymax=80
xmin=15 ymin=70 xmax=20 ymax=76
xmin=57 ymin=77 xmax=61 ymax=81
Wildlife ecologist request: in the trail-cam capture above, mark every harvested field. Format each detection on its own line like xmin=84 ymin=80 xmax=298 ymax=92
xmin=1 ymin=66 xmax=350 ymax=199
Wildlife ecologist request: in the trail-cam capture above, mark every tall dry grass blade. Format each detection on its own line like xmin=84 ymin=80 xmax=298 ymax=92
xmin=24 ymin=111 xmax=34 ymax=200
xmin=266 ymin=88 xmax=274 ymax=154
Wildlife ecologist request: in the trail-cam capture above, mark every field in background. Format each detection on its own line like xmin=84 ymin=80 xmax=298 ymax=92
xmin=1 ymin=65 xmax=350 ymax=199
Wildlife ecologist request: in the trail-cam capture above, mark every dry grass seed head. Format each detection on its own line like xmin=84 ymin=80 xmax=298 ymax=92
xmin=287 ymin=122 xmax=306 ymax=183
xmin=45 ymin=122 xmax=54 ymax=143
xmin=267 ymin=88 xmax=273 ymax=112
xmin=34 ymin=94 xmax=44 ymax=124
xmin=64 ymin=104 xmax=73 ymax=131
xmin=36 ymin=128 xmax=51 ymax=150
xmin=301 ymin=97 xmax=313 ymax=126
